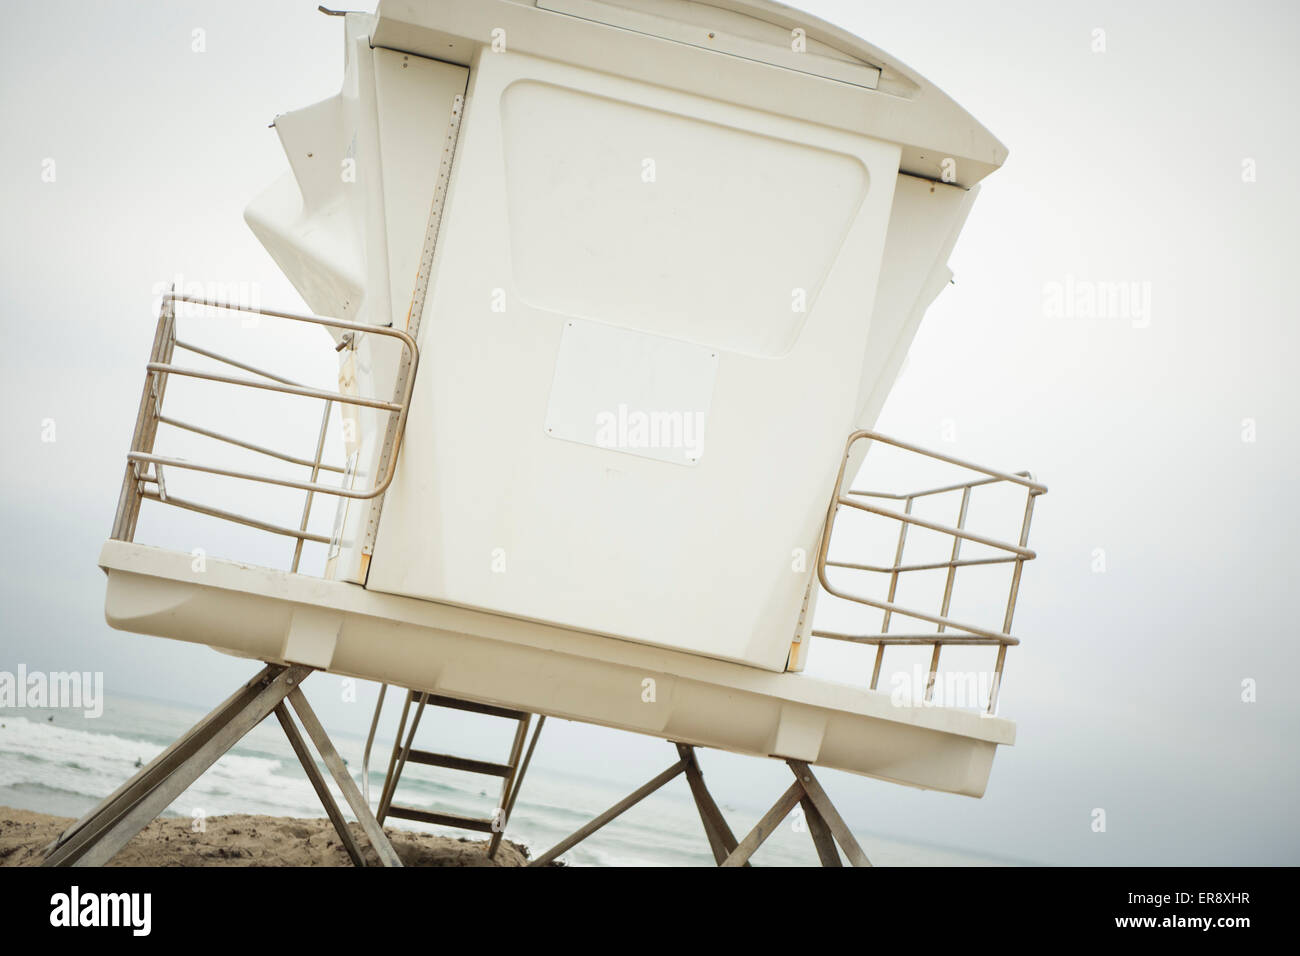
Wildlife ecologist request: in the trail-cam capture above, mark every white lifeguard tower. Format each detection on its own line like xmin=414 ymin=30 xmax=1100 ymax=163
xmin=47 ymin=0 xmax=1046 ymax=867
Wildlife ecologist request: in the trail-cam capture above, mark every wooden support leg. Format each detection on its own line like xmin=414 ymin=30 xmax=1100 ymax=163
xmin=787 ymin=760 xmax=871 ymax=867
xmin=506 ymin=742 xmax=867 ymax=869
xmin=275 ymin=703 xmax=365 ymax=866
xmin=799 ymin=795 xmax=842 ymax=867
xmin=718 ymin=759 xmax=871 ymax=868
xmin=44 ymin=664 xmax=313 ymax=867
xmin=43 ymin=663 xmax=283 ymax=860
xmin=288 ymin=688 xmax=403 ymax=868
xmin=43 ymin=664 xmax=402 ymax=868
xmin=676 ymin=743 xmax=746 ymax=866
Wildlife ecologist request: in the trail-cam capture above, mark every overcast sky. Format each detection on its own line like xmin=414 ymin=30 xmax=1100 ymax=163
xmin=1 ymin=0 xmax=1297 ymax=865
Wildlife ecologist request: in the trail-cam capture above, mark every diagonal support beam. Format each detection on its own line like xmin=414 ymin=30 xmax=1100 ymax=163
xmin=721 ymin=781 xmax=805 ymax=867
xmin=676 ymin=743 xmax=746 ymax=866
xmin=42 ymin=664 xmax=401 ymax=868
xmin=719 ymin=763 xmax=870 ymax=868
xmin=275 ymin=703 xmax=365 ymax=866
xmin=529 ymin=759 xmax=687 ymax=866
xmin=46 ymin=664 xmax=314 ymax=867
xmin=517 ymin=744 xmax=870 ymax=868
xmin=288 ymin=688 xmax=402 ymax=867
xmin=787 ymin=760 xmax=871 ymax=867
xmin=44 ymin=663 xmax=281 ymax=860
xmin=799 ymin=795 xmax=843 ymax=866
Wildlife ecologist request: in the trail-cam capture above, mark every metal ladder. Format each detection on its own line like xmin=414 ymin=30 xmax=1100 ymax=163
xmin=374 ymin=690 xmax=543 ymax=858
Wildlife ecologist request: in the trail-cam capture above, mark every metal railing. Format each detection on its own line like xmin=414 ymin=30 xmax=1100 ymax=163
xmin=813 ymin=430 xmax=1047 ymax=712
xmin=111 ymin=292 xmax=419 ymax=572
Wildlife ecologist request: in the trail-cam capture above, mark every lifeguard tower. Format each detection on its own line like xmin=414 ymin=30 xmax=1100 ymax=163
xmin=46 ymin=0 xmax=1045 ymax=867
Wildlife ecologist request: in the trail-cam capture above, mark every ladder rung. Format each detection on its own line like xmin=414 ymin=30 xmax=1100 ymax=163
xmin=386 ymin=806 xmax=495 ymax=833
xmin=408 ymin=691 xmax=529 ymax=721
xmin=405 ymin=750 xmax=513 ymax=777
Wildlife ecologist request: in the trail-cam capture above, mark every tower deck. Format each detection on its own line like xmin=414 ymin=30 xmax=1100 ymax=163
xmin=100 ymin=537 xmax=1013 ymax=798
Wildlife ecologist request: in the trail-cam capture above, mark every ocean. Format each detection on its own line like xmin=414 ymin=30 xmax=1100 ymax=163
xmin=0 ymin=694 xmax=1011 ymax=866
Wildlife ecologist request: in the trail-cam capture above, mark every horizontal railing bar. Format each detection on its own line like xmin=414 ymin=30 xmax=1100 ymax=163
xmin=156 ymin=415 xmax=346 ymax=474
xmin=161 ymin=292 xmax=418 ymax=351
xmin=145 ymin=363 xmax=403 ymax=412
xmin=847 ymin=473 xmax=1020 ymax=501
xmin=173 ymin=339 xmax=309 ymax=388
xmin=847 ymin=430 xmax=1047 ymax=495
xmin=156 ymin=293 xmax=418 ymax=503
xmin=811 ymin=630 xmax=1018 ymax=647
xmin=835 ymin=496 xmax=1037 ymax=559
xmin=826 ymin=556 xmax=1018 ymax=574
xmin=129 ymin=451 xmax=380 ymax=500
xmin=816 ymin=582 xmax=1014 ymax=641
xmin=139 ymin=491 xmax=331 ymax=543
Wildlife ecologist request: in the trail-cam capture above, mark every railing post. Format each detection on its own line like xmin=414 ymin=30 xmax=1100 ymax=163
xmin=928 ymin=485 xmax=971 ymax=704
xmin=875 ymin=495 xmax=912 ymax=690
xmin=988 ymin=490 xmax=1038 ymax=714
xmin=111 ymin=296 xmax=175 ymax=542
xmin=291 ymin=400 xmax=333 ymax=573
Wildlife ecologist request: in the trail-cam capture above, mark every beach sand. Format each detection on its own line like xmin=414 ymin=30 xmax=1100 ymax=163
xmin=0 ymin=807 xmax=533 ymax=866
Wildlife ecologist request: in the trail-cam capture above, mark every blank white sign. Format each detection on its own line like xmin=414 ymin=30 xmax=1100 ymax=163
xmin=544 ymin=318 xmax=719 ymax=466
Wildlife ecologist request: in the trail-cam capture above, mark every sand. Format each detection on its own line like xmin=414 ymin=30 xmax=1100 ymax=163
xmin=0 ymin=807 xmax=536 ymax=866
